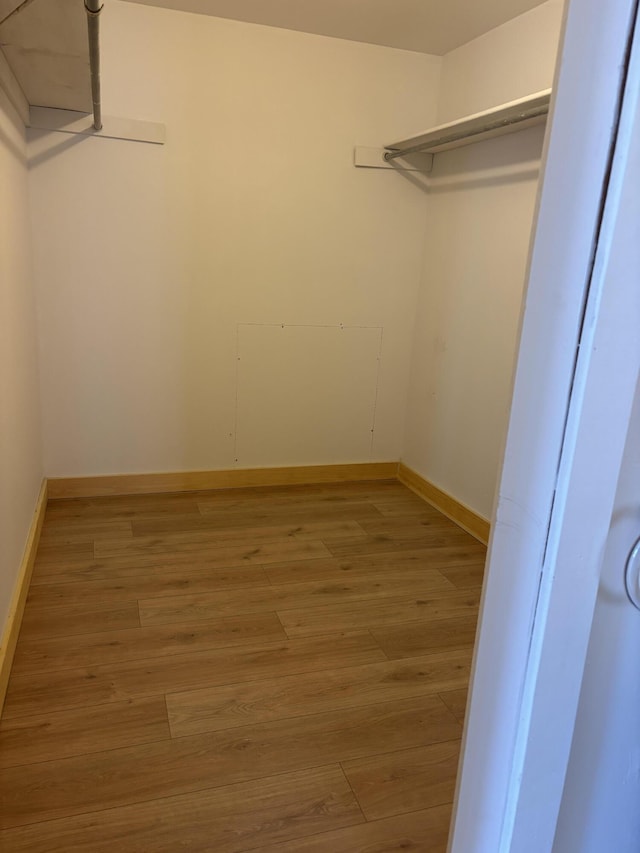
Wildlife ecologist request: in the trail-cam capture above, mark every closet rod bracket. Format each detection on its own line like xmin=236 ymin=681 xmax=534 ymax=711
xmin=353 ymin=146 xmax=433 ymax=172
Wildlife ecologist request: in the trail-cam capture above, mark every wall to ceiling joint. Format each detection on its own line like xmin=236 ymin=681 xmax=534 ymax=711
xmin=120 ymin=0 xmax=551 ymax=56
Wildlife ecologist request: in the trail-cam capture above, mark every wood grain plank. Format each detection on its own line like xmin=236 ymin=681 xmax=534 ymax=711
xmin=194 ymin=484 xmax=405 ymax=514
xmin=131 ymin=510 xmax=382 ymax=540
xmin=30 ymin=539 xmax=332 ymax=584
xmin=2 ymin=633 xmax=386 ymax=718
xmin=44 ymin=493 xmax=202 ymax=520
xmin=18 ymin=600 xmax=140 ymax=641
xmin=438 ymin=562 xmax=486 ymax=589
xmin=138 ymin=572 xmax=455 ymax=627
xmin=11 ymin=612 xmax=287 ymax=676
xmin=25 ymin=564 xmax=270 ymax=609
xmin=131 ymin=511 xmax=237 ymax=537
xmin=33 ymin=541 xmax=94 ymax=567
xmin=0 ymin=765 xmax=363 ymax=853
xmin=356 ymin=515 xmax=462 ymax=535
xmin=370 ymin=614 xmax=478 ymax=660
xmin=264 ymin=546 xmax=488 ymax=585
xmin=324 ymin=527 xmax=482 ymax=559
xmin=439 ymin=687 xmax=469 ymax=725
xmin=104 ymin=539 xmax=329 ymax=568
xmin=343 ymin=740 xmax=461 ymax=820
xmin=3 ymin=480 xmax=477 ymax=852
xmin=0 ymin=698 xmax=170 ymax=768
xmin=0 ymin=696 xmax=460 ymax=829
xmin=166 ymin=650 xmax=471 ymax=737
xmin=370 ymin=497 xmax=436 ymax=517
xmin=38 ymin=520 xmax=133 ymax=544
xmin=30 ymin=546 xmax=486 ymax=588
xmin=94 ymin=520 xmax=365 ymax=558
xmin=194 ymin=489 xmax=396 ymax=509
xmin=30 ymin=553 xmax=270 ymax=585
xmin=279 ymin=590 xmax=481 ymax=638
xmin=249 ymin=805 xmax=452 ymax=852
xmin=194 ymin=502 xmax=385 ymax=528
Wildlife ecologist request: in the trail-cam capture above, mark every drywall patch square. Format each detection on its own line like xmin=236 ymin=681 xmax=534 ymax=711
xmin=234 ymin=324 xmax=382 ymax=467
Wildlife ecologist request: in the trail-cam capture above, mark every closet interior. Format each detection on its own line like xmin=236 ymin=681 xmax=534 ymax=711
xmin=0 ymin=0 xmax=563 ymax=849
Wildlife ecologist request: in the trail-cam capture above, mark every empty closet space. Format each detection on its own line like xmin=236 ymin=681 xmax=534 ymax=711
xmin=1 ymin=0 xmax=564 ymax=850
xmin=25 ymin=0 xmax=562 ymax=502
xmin=1 ymin=481 xmax=485 ymax=849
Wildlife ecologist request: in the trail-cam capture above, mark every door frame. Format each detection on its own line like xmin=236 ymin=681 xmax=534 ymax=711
xmin=450 ymin=0 xmax=640 ymax=850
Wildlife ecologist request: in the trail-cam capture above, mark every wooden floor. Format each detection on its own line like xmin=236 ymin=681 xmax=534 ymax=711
xmin=0 ymin=480 xmax=485 ymax=852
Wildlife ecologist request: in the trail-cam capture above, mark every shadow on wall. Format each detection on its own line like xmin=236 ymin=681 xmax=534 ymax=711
xmin=28 ymin=130 xmax=91 ymax=169
xmin=391 ymin=124 xmax=545 ymax=195
xmin=0 ymin=117 xmax=26 ymax=162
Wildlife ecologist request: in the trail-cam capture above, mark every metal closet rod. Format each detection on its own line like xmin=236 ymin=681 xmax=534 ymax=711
xmin=85 ymin=0 xmax=103 ymax=131
xmin=383 ymin=101 xmax=550 ymax=161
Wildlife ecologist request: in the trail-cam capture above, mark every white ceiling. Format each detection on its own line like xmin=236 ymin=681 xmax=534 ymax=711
xmin=121 ymin=0 xmax=548 ymax=55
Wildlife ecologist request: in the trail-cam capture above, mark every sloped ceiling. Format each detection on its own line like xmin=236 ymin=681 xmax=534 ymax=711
xmin=0 ymin=0 xmax=91 ymax=112
xmin=121 ymin=0 xmax=548 ymax=56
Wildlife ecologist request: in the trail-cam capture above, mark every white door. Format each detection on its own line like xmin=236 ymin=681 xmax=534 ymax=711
xmin=553 ymin=380 xmax=640 ymax=851
xmin=450 ymin=0 xmax=640 ymax=849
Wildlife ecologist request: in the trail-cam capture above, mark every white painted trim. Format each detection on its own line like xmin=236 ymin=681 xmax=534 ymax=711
xmin=509 ymin=8 xmax=640 ymax=847
xmin=28 ymin=107 xmax=166 ymax=144
xmin=449 ymin=0 xmax=640 ymax=850
xmin=0 ymin=45 xmax=28 ymax=126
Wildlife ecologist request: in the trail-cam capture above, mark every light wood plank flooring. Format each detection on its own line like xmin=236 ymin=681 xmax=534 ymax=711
xmin=0 ymin=480 xmax=486 ymax=852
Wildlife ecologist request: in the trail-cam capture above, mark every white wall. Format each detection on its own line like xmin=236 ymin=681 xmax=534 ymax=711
xmin=26 ymin=0 xmax=566 ymax=512
xmin=28 ymin=0 xmax=440 ymax=477
xmin=0 ymin=88 xmax=42 ymax=632
xmin=402 ymin=0 xmax=564 ymax=519
xmin=436 ymin=0 xmax=565 ymax=124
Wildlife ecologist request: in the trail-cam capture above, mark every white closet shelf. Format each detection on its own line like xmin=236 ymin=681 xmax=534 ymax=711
xmin=384 ymin=89 xmax=551 ymax=159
